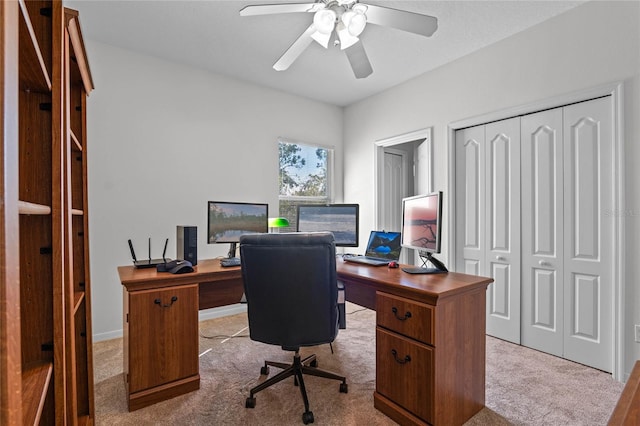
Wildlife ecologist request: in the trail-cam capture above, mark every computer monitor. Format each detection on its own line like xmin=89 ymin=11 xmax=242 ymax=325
xmin=296 ymin=204 xmax=359 ymax=247
xmin=207 ymin=201 xmax=268 ymax=259
xmin=400 ymin=192 xmax=447 ymax=274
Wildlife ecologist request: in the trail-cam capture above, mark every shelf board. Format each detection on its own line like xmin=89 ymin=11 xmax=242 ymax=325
xmin=18 ymin=0 xmax=52 ymax=92
xmin=71 ymin=208 xmax=84 ymax=216
xmin=70 ymin=130 xmax=82 ymax=151
xmin=18 ymin=200 xmax=51 ymax=215
xmin=73 ymin=291 xmax=85 ymax=314
xmin=22 ymin=361 xmax=53 ymax=426
xmin=66 ymin=12 xmax=94 ymax=93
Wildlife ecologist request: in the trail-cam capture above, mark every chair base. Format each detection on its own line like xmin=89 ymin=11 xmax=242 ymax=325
xmin=245 ymin=351 xmax=348 ymax=424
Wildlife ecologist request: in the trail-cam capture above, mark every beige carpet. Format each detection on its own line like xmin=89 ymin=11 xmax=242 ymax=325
xmin=93 ymin=303 xmax=623 ymax=425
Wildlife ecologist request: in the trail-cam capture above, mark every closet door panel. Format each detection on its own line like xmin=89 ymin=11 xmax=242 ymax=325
xmin=484 ymin=118 xmax=521 ymax=343
xmin=521 ymin=108 xmax=564 ymax=356
xmin=562 ymin=97 xmax=613 ymax=372
xmin=455 ymin=125 xmax=485 ymax=276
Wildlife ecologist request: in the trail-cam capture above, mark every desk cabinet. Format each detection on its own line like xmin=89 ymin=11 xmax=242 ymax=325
xmin=374 ymin=290 xmax=486 ymax=426
xmin=123 ymin=283 xmax=200 ymax=411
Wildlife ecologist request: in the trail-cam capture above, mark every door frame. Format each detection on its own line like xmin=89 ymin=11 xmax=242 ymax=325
xmin=374 ymin=127 xmax=433 ymax=231
xmin=447 ymin=81 xmax=625 ymax=381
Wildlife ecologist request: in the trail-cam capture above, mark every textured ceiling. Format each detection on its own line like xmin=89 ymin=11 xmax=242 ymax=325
xmin=65 ymin=0 xmax=584 ymax=106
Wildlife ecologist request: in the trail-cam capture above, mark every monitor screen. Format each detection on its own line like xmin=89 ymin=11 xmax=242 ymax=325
xmin=296 ymin=204 xmax=359 ymax=247
xmin=401 ymin=192 xmax=443 ymax=254
xmin=207 ymin=201 xmax=269 ymax=245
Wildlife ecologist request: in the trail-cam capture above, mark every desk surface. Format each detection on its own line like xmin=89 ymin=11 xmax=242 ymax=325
xmin=118 ymin=257 xmax=492 ymax=305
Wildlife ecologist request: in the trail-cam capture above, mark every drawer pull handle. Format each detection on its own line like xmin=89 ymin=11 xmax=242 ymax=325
xmin=391 ymin=307 xmax=412 ymax=321
xmin=154 ymin=296 xmax=178 ymax=308
xmin=391 ymin=349 xmax=411 ymax=364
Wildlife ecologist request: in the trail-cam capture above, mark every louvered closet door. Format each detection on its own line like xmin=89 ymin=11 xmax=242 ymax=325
xmin=455 ymin=125 xmax=485 ymax=277
xmin=521 ymin=108 xmax=565 ymax=356
xmin=484 ymin=118 xmax=521 ymax=344
xmin=562 ymin=97 xmax=613 ymax=372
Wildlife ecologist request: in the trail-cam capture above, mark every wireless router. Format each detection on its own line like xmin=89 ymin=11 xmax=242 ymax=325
xmin=128 ymin=237 xmax=171 ymax=269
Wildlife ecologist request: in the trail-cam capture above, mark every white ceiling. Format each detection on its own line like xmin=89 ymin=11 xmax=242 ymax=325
xmin=65 ymin=0 xmax=584 ymax=106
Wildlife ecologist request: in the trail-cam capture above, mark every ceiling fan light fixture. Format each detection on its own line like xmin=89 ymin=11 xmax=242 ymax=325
xmin=313 ymin=9 xmax=336 ymax=34
xmin=311 ymin=29 xmax=332 ymax=48
xmin=336 ymin=22 xmax=359 ymax=50
xmin=341 ymin=8 xmax=366 ymax=37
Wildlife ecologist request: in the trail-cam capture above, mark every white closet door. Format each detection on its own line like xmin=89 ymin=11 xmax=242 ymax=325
xmin=484 ymin=118 xmax=521 ymax=343
xmin=562 ymin=97 xmax=613 ymax=372
xmin=455 ymin=125 xmax=485 ymax=276
xmin=521 ymin=108 xmax=565 ymax=356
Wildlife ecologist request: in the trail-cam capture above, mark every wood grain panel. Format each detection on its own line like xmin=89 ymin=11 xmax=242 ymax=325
xmin=18 ymin=90 xmax=51 ymax=206
xmin=376 ymin=327 xmax=434 ymax=423
xmin=72 ymin=214 xmax=85 ymax=294
xmin=199 ymin=279 xmax=244 ymax=310
xmin=19 ymin=214 xmax=53 ymax=366
xmin=18 ymin=0 xmax=52 ymax=92
xmin=128 ymin=284 xmax=199 ymax=393
xmin=608 ymin=360 xmax=640 ymax=425
xmin=376 ymin=292 xmax=433 ymax=345
xmin=433 ymin=287 xmax=486 ymax=425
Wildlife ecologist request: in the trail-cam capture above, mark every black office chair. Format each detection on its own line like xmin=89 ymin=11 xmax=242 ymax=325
xmin=239 ymin=232 xmax=348 ymax=425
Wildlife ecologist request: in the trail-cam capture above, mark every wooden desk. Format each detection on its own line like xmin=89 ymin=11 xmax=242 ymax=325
xmin=118 ymin=258 xmax=492 ymax=425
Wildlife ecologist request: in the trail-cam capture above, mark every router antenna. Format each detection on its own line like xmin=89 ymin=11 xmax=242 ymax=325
xmin=162 ymin=238 xmax=168 ymax=261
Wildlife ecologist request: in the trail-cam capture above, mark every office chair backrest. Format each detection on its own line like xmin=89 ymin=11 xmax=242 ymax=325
xmin=239 ymin=232 xmax=339 ymax=351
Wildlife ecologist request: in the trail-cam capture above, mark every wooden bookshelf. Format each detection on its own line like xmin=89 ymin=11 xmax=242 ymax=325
xmin=1 ymin=1 xmax=95 ymax=424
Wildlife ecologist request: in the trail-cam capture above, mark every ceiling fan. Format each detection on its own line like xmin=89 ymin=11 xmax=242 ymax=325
xmin=240 ymin=0 xmax=438 ymax=79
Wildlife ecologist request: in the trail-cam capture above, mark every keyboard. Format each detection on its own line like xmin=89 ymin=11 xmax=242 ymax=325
xmin=344 ymin=256 xmax=390 ymax=266
xmin=220 ymin=257 xmax=241 ymax=267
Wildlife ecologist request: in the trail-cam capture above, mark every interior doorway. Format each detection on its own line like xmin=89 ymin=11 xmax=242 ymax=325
xmin=375 ymin=128 xmax=433 ymax=265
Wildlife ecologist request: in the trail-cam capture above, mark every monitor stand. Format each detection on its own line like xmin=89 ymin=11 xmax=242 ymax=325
xmin=226 ymin=242 xmax=238 ymax=260
xmin=402 ymin=252 xmax=448 ymax=275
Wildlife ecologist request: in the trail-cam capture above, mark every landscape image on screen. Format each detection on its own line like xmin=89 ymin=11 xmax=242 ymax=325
xmin=404 ymin=197 xmax=439 ymax=250
xmin=297 ymin=206 xmax=357 ymax=246
xmin=364 ymin=232 xmax=401 ymax=260
xmin=208 ymin=203 xmax=267 ymax=243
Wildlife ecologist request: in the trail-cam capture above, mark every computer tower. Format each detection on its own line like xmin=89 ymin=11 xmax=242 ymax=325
xmin=177 ymin=226 xmax=197 ymax=265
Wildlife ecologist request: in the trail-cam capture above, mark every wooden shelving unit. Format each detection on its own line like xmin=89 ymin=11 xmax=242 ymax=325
xmin=1 ymin=1 xmax=94 ymax=424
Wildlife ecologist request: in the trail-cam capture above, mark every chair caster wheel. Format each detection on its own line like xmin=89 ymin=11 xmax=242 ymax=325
xmin=245 ymin=397 xmax=256 ymax=408
xmin=260 ymin=365 xmax=269 ymax=375
xmin=302 ymin=410 xmax=314 ymax=424
xmin=340 ymin=382 xmax=348 ymax=393
xmin=309 ymin=359 xmax=318 ymax=368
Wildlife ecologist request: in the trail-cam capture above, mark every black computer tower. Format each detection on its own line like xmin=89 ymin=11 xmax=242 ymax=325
xmin=177 ymin=226 xmax=197 ymax=265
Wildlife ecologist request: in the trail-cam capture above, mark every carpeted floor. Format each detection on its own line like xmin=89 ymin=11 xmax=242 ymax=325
xmin=93 ymin=303 xmax=623 ymax=425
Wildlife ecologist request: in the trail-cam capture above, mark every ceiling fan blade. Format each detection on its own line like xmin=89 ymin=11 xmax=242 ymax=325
xmin=363 ymin=4 xmax=438 ymax=37
xmin=273 ymin=24 xmax=316 ymax=71
xmin=345 ymin=41 xmax=373 ymax=79
xmin=240 ymin=3 xmax=324 ymax=16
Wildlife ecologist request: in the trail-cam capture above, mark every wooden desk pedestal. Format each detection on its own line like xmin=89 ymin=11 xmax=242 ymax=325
xmin=119 ymin=259 xmax=245 ymax=411
xmin=123 ymin=283 xmax=200 ymax=411
xmin=118 ymin=259 xmax=491 ymax=424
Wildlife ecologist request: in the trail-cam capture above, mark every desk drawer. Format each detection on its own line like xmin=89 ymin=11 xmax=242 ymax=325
xmin=376 ymin=292 xmax=434 ymax=345
xmin=376 ymin=327 xmax=434 ymax=424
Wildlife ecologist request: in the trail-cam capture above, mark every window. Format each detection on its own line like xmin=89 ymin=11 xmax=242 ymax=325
xmin=278 ymin=139 xmax=333 ymax=231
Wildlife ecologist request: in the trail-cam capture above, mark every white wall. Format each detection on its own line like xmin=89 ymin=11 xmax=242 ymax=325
xmin=86 ymin=41 xmax=343 ymax=340
xmin=343 ymin=1 xmax=640 ymax=378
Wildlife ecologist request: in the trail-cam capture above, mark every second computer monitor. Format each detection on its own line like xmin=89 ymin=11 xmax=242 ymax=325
xmin=296 ymin=204 xmax=359 ymax=247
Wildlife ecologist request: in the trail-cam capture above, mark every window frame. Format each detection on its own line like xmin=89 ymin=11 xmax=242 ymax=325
xmin=277 ymin=138 xmax=335 ymax=231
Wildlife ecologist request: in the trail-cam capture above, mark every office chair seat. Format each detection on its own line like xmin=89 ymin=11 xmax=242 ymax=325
xmin=240 ymin=232 xmax=348 ymax=424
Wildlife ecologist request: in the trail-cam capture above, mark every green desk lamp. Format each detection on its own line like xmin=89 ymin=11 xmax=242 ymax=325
xmin=268 ymin=217 xmax=290 ymax=233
